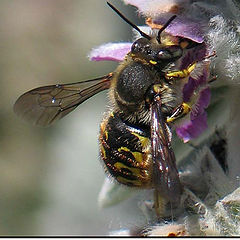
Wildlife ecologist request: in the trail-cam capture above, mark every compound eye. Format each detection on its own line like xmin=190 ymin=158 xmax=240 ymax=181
xmin=131 ymin=38 xmax=150 ymax=53
xmin=157 ymin=50 xmax=172 ymax=60
xmin=131 ymin=41 xmax=139 ymax=53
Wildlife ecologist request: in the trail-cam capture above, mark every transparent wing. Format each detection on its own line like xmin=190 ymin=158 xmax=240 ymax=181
xmin=14 ymin=73 xmax=112 ymax=126
xmin=151 ymin=96 xmax=182 ymax=205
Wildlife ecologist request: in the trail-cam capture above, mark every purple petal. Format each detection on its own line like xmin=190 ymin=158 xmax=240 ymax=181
xmin=124 ymin=0 xmax=204 ymax=43
xmin=180 ymin=44 xmax=207 ymax=70
xmin=88 ymin=42 xmax=132 ymax=62
xmin=182 ymin=70 xmax=208 ymax=102
xmin=181 ymin=43 xmax=208 ymax=103
xmin=176 ymin=111 xmax=208 ymax=143
xmin=198 ymin=87 xmax=211 ymax=109
xmin=176 ymin=87 xmax=210 ymax=142
xmin=150 ymin=14 xmax=204 ymax=43
xmin=182 ymin=77 xmax=197 ymax=103
xmin=190 ymin=87 xmax=211 ymax=120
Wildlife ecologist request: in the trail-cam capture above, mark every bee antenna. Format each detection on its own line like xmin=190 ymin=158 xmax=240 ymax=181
xmin=107 ymin=2 xmax=151 ymax=40
xmin=156 ymin=15 xmax=177 ymax=44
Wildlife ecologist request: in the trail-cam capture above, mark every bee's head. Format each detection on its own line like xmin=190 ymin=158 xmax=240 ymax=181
xmin=107 ymin=2 xmax=180 ymax=67
xmin=131 ymin=14 xmax=183 ymax=67
xmin=131 ymin=37 xmax=183 ymax=66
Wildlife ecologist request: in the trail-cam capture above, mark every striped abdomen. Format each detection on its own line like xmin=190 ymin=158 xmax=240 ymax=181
xmin=99 ymin=112 xmax=153 ymax=188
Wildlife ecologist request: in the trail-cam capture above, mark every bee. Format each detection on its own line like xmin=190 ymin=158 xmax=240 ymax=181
xmin=14 ymin=2 xmax=200 ymax=217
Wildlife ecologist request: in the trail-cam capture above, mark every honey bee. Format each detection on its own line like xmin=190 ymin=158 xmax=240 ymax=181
xmin=14 ymin=2 xmax=200 ymax=217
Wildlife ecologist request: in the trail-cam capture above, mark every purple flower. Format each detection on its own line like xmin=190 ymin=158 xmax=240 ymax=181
xmin=176 ymin=87 xmax=210 ymax=143
xmin=89 ymin=42 xmax=132 ymax=62
xmin=124 ymin=0 xmax=205 ymax=43
xmin=88 ymin=1 xmax=211 ymax=142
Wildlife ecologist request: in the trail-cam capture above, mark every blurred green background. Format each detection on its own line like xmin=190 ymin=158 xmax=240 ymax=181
xmin=0 ymin=0 xmax=146 ymax=235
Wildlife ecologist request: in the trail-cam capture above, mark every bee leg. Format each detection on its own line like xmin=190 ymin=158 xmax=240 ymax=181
xmin=165 ymin=62 xmax=196 ymax=80
xmin=167 ymin=102 xmax=191 ymax=123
